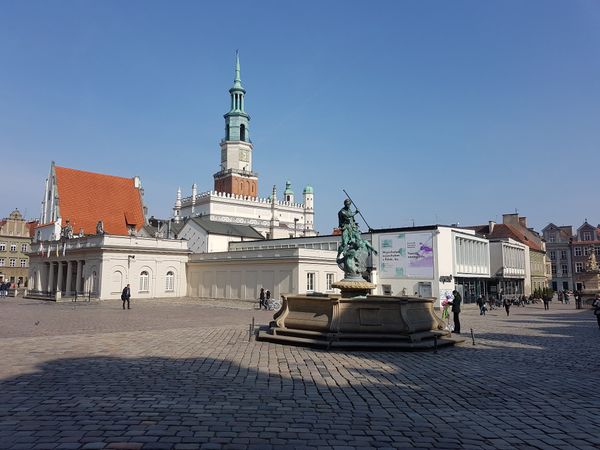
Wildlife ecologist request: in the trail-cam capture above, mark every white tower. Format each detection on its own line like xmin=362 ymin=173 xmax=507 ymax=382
xmin=173 ymin=187 xmax=182 ymax=223
xmin=303 ymin=185 xmax=314 ymax=234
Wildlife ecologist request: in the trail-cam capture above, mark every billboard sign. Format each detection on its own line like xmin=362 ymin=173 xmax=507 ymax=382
xmin=379 ymin=232 xmax=434 ymax=279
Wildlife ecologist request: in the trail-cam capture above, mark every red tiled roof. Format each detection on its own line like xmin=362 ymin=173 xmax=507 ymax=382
xmin=55 ymin=166 xmax=145 ymax=236
xmin=26 ymin=221 xmax=38 ymax=238
xmin=471 ymin=224 xmax=544 ymax=252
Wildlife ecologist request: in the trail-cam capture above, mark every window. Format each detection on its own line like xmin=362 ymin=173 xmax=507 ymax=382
xmin=0 ymin=243 xmax=5 ymax=251
xmin=326 ymin=273 xmax=335 ymax=291
xmin=21 ymin=244 xmax=28 ymax=252
xmin=583 ymin=231 xmax=592 ymax=241
xmin=550 ymin=251 xmax=556 ymax=260
xmin=139 ymin=271 xmax=149 ymax=292
xmin=0 ymin=258 xmax=4 ymax=266
xmin=561 ymin=264 xmax=568 ymax=275
xmin=574 ymin=247 xmax=582 ymax=256
xmin=10 ymin=244 xmax=16 ymax=252
xmin=548 ymin=234 xmax=555 ymax=243
xmin=20 ymin=259 xmax=27 ymax=268
xmin=596 ymin=247 xmax=600 ymax=256
xmin=165 ymin=271 xmax=174 ymax=292
xmin=575 ymin=262 xmax=583 ymax=273
xmin=561 ymin=250 xmax=567 ymax=260
xmin=584 ymin=247 xmax=591 ymax=256
xmin=306 ymin=273 xmax=315 ymax=292
xmin=9 ymin=259 xmax=16 ymax=267
xmin=551 ymin=264 xmax=557 ymax=275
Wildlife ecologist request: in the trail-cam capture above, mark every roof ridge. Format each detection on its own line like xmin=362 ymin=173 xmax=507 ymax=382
xmin=55 ymin=166 xmax=135 ymax=183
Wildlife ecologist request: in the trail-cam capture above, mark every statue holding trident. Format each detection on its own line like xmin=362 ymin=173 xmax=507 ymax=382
xmin=336 ymin=195 xmax=377 ymax=281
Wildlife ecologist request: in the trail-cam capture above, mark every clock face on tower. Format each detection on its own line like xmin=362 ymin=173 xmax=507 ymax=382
xmin=239 ymin=149 xmax=249 ymax=162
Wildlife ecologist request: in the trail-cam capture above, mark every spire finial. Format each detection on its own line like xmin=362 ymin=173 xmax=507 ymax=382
xmin=233 ymin=50 xmax=242 ymax=88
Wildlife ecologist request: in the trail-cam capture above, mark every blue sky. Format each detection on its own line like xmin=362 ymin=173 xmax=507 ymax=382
xmin=1 ymin=1 xmax=599 ymax=234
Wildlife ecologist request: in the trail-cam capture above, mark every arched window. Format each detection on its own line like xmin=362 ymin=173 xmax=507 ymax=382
xmin=165 ymin=271 xmax=174 ymax=292
xmin=240 ymin=124 xmax=246 ymax=141
xmin=139 ymin=271 xmax=149 ymax=292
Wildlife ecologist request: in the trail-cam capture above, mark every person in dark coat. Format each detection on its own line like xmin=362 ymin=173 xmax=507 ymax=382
xmin=543 ymin=294 xmax=550 ymax=311
xmin=121 ymin=284 xmax=131 ymax=310
xmin=476 ymin=295 xmax=486 ymax=315
xmin=592 ymin=295 xmax=600 ymax=329
xmin=451 ymin=290 xmax=462 ymax=334
xmin=259 ymin=288 xmax=266 ymax=310
xmin=503 ymin=297 xmax=511 ymax=316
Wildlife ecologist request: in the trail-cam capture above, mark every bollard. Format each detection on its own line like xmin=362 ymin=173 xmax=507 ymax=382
xmin=248 ymin=323 xmax=252 ymax=342
xmin=433 ymin=335 xmax=438 ymax=354
xmin=470 ymin=328 xmax=476 ymax=346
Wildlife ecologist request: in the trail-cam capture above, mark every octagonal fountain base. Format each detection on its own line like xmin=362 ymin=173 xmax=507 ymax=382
xmin=257 ymin=293 xmax=464 ymax=351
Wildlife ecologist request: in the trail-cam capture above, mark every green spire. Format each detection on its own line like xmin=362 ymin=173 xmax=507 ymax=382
xmin=233 ymin=50 xmax=242 ymax=89
xmin=224 ymin=50 xmax=250 ymax=142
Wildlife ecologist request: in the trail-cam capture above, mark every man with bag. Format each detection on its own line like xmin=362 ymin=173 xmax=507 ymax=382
xmin=121 ymin=284 xmax=131 ymax=310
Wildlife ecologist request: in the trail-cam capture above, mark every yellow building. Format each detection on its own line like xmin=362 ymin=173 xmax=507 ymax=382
xmin=0 ymin=210 xmax=36 ymax=287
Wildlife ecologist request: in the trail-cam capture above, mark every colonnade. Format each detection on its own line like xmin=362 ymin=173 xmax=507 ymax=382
xmin=37 ymin=260 xmax=95 ymax=297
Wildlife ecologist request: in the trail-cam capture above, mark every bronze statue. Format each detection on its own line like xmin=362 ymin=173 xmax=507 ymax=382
xmin=336 ymin=198 xmax=377 ymax=278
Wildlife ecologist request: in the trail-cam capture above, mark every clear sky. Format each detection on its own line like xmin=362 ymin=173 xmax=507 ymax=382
xmin=1 ymin=1 xmax=599 ymax=234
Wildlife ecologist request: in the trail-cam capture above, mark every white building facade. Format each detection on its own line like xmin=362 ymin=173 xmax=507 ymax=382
xmin=29 ymin=235 xmax=189 ymax=301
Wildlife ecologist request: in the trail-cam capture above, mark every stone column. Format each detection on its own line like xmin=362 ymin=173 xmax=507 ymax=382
xmin=76 ymin=260 xmax=83 ymax=294
xmin=47 ymin=262 xmax=55 ymax=294
xmin=56 ymin=262 xmax=64 ymax=293
xmin=65 ymin=261 xmax=73 ymax=297
xmin=35 ymin=269 xmax=41 ymax=292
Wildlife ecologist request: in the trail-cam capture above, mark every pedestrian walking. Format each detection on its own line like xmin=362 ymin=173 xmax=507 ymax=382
xmin=121 ymin=284 xmax=131 ymax=310
xmin=593 ymin=295 xmax=600 ymax=330
xmin=259 ymin=288 xmax=266 ymax=310
xmin=574 ymin=291 xmax=581 ymax=309
xmin=0 ymin=281 xmax=5 ymax=298
xmin=503 ymin=297 xmax=511 ymax=316
xmin=543 ymin=294 xmax=550 ymax=311
xmin=564 ymin=291 xmax=570 ymax=304
xmin=476 ymin=295 xmax=486 ymax=316
xmin=451 ymin=290 xmax=461 ymax=334
xmin=265 ymin=289 xmax=271 ymax=309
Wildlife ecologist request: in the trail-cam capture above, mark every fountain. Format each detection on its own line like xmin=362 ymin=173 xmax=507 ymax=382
xmin=257 ymin=199 xmax=464 ymax=350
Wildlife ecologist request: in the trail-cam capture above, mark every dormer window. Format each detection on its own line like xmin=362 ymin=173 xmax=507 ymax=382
xmin=583 ymin=231 xmax=592 ymax=241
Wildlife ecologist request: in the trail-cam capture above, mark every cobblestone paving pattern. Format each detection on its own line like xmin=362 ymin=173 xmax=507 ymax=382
xmin=0 ymin=297 xmax=598 ymax=449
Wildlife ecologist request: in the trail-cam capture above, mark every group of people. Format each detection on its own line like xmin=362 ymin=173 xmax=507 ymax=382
xmin=258 ymin=287 xmax=272 ymax=310
xmin=0 ymin=280 xmax=12 ymax=298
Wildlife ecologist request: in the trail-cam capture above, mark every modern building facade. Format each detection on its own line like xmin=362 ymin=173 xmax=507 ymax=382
xmin=0 ymin=210 xmax=37 ymax=287
xmin=173 ymin=53 xmax=316 ymax=240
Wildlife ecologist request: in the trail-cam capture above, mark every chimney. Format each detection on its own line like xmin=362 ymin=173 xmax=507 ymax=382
xmin=519 ymin=217 xmax=527 ymax=228
xmin=489 ymin=221 xmax=495 ymax=234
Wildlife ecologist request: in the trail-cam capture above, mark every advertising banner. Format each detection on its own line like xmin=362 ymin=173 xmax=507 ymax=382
xmin=379 ymin=232 xmax=434 ymax=279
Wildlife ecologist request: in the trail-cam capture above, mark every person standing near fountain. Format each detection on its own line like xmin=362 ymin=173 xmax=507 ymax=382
xmin=451 ymin=290 xmax=462 ymax=334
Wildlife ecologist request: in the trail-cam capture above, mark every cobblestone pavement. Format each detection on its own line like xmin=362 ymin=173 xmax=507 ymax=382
xmin=0 ymin=297 xmax=598 ymax=450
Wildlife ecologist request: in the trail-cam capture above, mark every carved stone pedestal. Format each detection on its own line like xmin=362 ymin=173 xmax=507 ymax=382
xmin=257 ymin=294 xmax=464 ymax=351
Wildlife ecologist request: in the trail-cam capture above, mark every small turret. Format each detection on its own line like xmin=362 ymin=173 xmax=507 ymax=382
xmin=173 ymin=187 xmax=182 ymax=223
xmin=284 ymin=181 xmax=294 ymax=203
xmin=191 ymin=183 xmax=197 ymax=214
xmin=303 ymin=185 xmax=314 ymax=209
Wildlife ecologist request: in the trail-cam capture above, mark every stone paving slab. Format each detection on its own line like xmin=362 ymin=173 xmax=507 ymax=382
xmin=0 ymin=297 xmax=598 ymax=449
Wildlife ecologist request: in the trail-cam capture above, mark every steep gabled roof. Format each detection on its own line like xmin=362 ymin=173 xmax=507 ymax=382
xmin=55 ymin=166 xmax=145 ymax=236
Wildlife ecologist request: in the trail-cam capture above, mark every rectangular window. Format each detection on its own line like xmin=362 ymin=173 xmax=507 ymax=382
xmin=0 ymin=243 xmax=5 ymax=251
xmin=548 ymin=234 xmax=555 ymax=243
xmin=9 ymin=259 xmax=16 ymax=267
xmin=561 ymin=250 xmax=567 ymax=260
xmin=306 ymin=273 xmax=315 ymax=292
xmin=326 ymin=273 xmax=335 ymax=291
xmin=551 ymin=264 xmax=557 ymax=275
xmin=583 ymin=231 xmax=591 ymax=241
xmin=575 ymin=247 xmax=582 ymax=256
xmin=550 ymin=251 xmax=556 ymax=260
xmin=584 ymin=247 xmax=591 ymax=256
xmin=10 ymin=244 xmax=16 ymax=252
xmin=21 ymin=244 xmax=28 ymax=252
xmin=596 ymin=247 xmax=600 ymax=256
xmin=575 ymin=262 xmax=583 ymax=273
xmin=0 ymin=258 xmax=4 ymax=267
xmin=20 ymin=259 xmax=27 ymax=268
xmin=561 ymin=264 xmax=568 ymax=275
